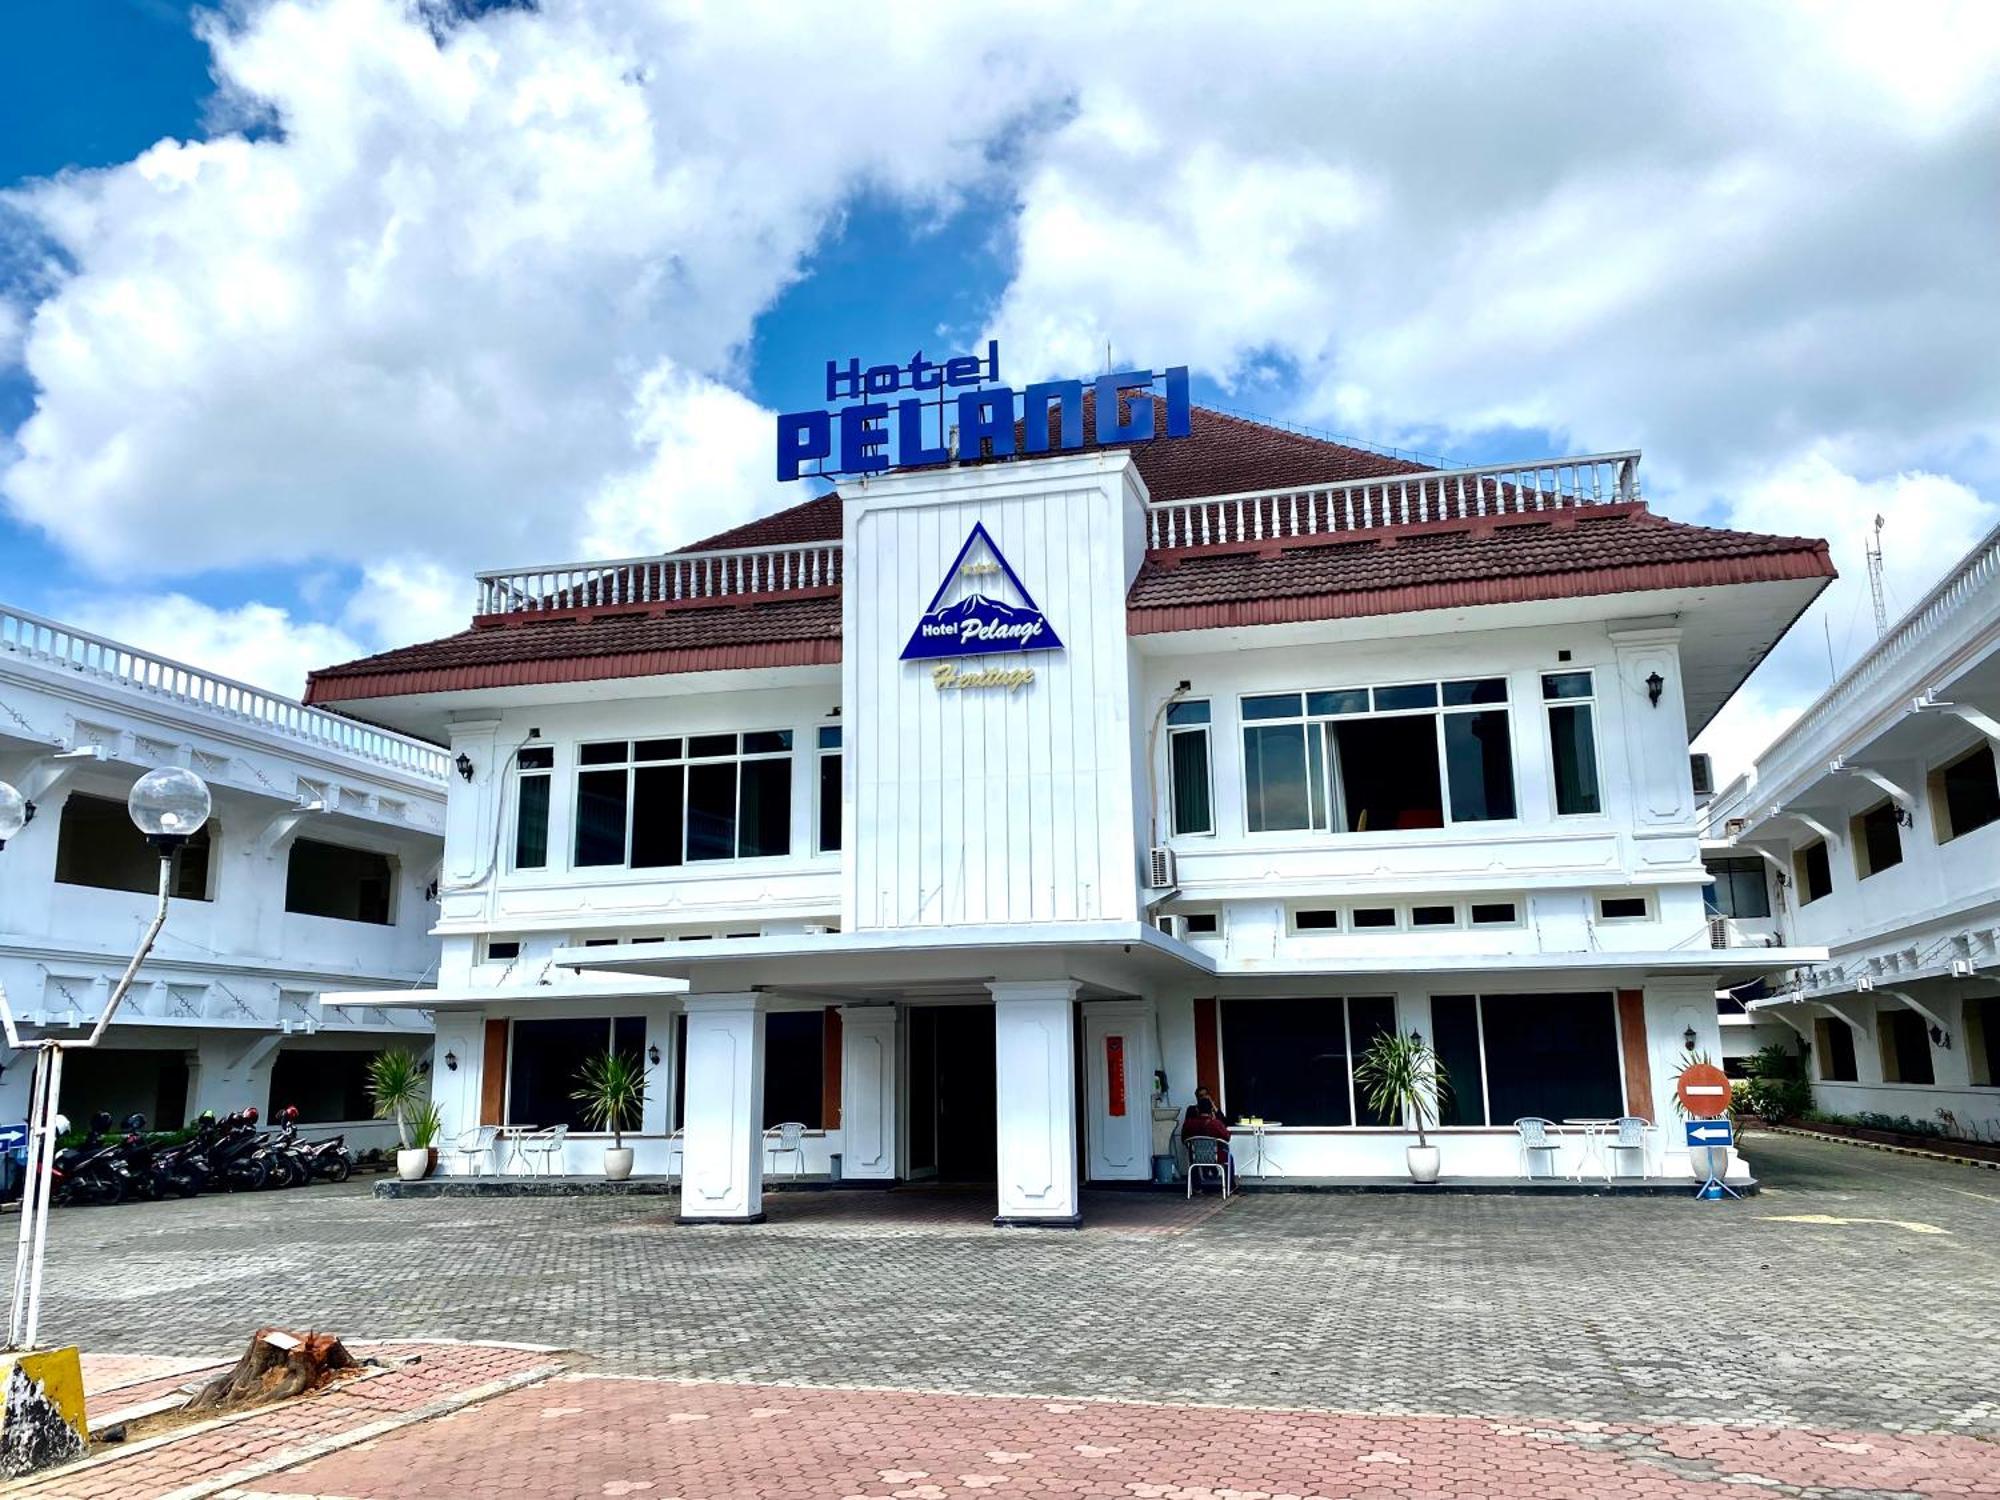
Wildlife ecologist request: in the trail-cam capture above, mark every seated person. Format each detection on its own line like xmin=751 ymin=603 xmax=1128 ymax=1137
xmin=1180 ymin=1087 xmax=1235 ymax=1189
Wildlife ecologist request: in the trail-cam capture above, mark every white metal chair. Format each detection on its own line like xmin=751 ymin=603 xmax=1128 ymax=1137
xmin=1185 ymin=1135 xmax=1230 ymax=1199
xmin=764 ymin=1121 xmax=807 ymax=1177
xmin=517 ymin=1123 xmax=568 ymax=1175
xmin=452 ymin=1124 xmax=499 ymax=1176
xmin=1604 ymin=1116 xmax=1654 ymax=1180
xmin=1513 ymin=1117 xmax=1561 ymax=1179
xmin=664 ymin=1127 xmax=685 ymax=1182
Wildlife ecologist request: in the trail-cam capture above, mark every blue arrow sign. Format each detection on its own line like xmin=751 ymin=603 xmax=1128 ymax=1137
xmin=1685 ymin=1120 xmax=1734 ymax=1147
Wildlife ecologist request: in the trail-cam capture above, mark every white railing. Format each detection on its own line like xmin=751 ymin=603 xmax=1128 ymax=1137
xmin=0 ymin=605 xmax=450 ymax=781
xmin=1144 ymin=452 xmax=1641 ymax=550
xmin=1725 ymin=518 xmax=2000 ymax=821
xmin=476 ymin=541 xmax=843 ymax=616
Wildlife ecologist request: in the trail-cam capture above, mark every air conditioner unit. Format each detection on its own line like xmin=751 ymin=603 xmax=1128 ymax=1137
xmin=1707 ymin=915 xmax=1729 ymax=950
xmin=1146 ymin=845 xmax=1177 ymax=889
xmin=1689 ymin=752 xmax=1714 ymax=799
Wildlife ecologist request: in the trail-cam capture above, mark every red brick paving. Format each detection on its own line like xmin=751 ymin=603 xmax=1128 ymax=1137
xmin=251 ymin=1376 xmax=2000 ymax=1500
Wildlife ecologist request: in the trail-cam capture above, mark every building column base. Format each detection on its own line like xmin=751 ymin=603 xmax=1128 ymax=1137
xmin=675 ymin=1212 xmax=768 ymax=1226
xmin=992 ymin=1213 xmax=1082 ymax=1230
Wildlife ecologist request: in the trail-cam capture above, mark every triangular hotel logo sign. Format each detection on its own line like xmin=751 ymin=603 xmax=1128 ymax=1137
xmin=899 ymin=522 xmax=1064 ymax=661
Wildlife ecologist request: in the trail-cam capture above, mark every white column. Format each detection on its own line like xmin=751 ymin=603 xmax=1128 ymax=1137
xmin=989 ymin=980 xmax=1080 ymax=1227
xmin=1081 ymin=999 xmax=1153 ymax=1182
xmin=677 ymin=993 xmax=766 ymax=1224
xmin=837 ymin=1004 xmax=898 ymax=1181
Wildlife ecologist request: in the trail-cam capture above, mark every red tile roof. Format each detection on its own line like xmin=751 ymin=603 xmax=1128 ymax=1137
xmin=1125 ymin=506 xmax=1833 ymax=633
xmin=303 ymin=408 xmax=1832 ymax=708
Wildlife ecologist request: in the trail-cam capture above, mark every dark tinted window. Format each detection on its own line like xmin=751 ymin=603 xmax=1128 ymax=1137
xmin=1480 ymin=993 xmax=1623 ymax=1123
xmin=739 ymin=757 xmax=792 ymax=858
xmin=630 ymin=765 xmax=685 ymax=868
xmin=764 ymin=1010 xmax=825 ymax=1129
xmin=574 ymin=770 xmax=627 ymax=866
xmin=1220 ymin=999 xmax=1351 ymax=1126
xmin=1430 ymin=995 xmax=1485 ymax=1125
xmin=508 ymin=1016 xmax=644 ymax=1130
xmin=1703 ymin=857 xmax=1769 ymax=919
xmin=1443 ymin=709 xmax=1516 ymax=821
xmin=514 ymin=771 xmax=551 ymax=869
xmin=1548 ymin=703 xmax=1601 ymax=814
xmin=55 ymin=793 xmax=213 ymax=901
xmin=686 ymin=762 xmax=737 ymax=860
xmin=1170 ymin=727 xmax=1212 ymax=835
xmin=818 ymin=752 xmax=841 ymax=852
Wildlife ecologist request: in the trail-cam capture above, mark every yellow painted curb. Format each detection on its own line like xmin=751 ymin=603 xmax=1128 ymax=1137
xmin=1 ymin=1346 xmax=89 ymax=1478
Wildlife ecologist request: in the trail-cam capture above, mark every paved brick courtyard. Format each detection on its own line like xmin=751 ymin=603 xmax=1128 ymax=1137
xmin=8 ymin=1130 xmax=1998 ymax=1497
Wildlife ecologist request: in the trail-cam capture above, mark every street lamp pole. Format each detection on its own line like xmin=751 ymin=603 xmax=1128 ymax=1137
xmin=0 ymin=767 xmax=210 ymax=1350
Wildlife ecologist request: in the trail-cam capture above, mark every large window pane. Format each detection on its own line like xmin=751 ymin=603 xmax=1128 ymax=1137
xmin=738 ymin=757 xmax=792 ymax=857
xmin=508 ymin=1017 xmax=616 ymax=1130
xmin=1430 ymin=995 xmax=1485 ymax=1126
xmin=1170 ymin=729 xmax=1212 ymax=835
xmin=818 ymin=753 xmax=841 ymax=852
xmin=1244 ymin=723 xmax=1313 ymax=832
xmin=1703 ymin=856 xmax=1769 ymax=919
xmin=1220 ymin=999 xmax=1352 ymax=1126
xmin=1480 ymin=993 xmax=1622 ymax=1123
xmin=1331 ymin=716 xmax=1443 ymax=831
xmin=574 ymin=769 xmax=628 ymax=866
xmin=1444 ymin=710 xmax=1516 ymax=821
xmin=1548 ymin=704 xmax=1601 ymax=815
xmin=764 ymin=1011 xmax=825 ymax=1128
xmin=514 ymin=774 xmax=550 ymax=869
xmin=686 ymin=762 xmax=738 ymax=860
xmin=630 ymin=765 xmax=685 ymax=868
xmin=1347 ymin=996 xmax=1399 ymax=1126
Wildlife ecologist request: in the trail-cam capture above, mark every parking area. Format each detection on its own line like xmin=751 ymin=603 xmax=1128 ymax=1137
xmin=15 ymin=1131 xmax=2000 ymax=1439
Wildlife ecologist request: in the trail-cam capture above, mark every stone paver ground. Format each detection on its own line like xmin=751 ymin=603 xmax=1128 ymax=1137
xmin=4 ymin=1131 xmax=1996 ymax=1497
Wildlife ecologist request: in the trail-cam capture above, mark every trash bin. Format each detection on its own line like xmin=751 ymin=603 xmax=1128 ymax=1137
xmin=1152 ymin=1154 xmax=1176 ymax=1186
xmin=828 ymin=1152 xmax=842 ymax=1183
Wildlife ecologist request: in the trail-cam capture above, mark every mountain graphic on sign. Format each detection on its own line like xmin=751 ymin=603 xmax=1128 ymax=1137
xmin=900 ymin=524 xmax=1064 ymax=662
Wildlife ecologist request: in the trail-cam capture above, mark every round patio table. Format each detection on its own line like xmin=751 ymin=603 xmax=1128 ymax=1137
xmin=1562 ymin=1118 xmax=1617 ymax=1181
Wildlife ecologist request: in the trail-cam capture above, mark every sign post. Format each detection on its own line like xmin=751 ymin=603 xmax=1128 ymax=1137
xmin=1675 ymin=1061 xmax=1738 ymax=1201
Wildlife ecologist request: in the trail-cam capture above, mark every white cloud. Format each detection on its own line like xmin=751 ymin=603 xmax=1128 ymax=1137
xmin=59 ymin=592 xmax=366 ymax=698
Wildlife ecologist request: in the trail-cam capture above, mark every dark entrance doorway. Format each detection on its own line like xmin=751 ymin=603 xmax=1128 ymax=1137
xmin=906 ymin=1005 xmax=996 ymax=1183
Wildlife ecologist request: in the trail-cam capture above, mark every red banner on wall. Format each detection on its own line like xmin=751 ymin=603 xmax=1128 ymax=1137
xmin=1106 ymin=1035 xmax=1127 ymax=1117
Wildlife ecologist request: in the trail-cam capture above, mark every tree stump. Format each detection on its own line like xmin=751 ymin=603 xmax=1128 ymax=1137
xmin=184 ymin=1329 xmax=358 ymax=1414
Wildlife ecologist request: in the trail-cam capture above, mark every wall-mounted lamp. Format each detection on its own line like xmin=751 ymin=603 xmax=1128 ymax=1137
xmin=443 ymin=1050 xmax=458 ymax=1072
xmin=418 ymin=1057 xmax=432 ymax=1077
xmin=1929 ymin=1023 xmax=1952 ymax=1051
xmin=1683 ymin=1026 xmax=1699 ymax=1051
xmin=454 ymin=752 xmax=475 ymax=782
xmin=1895 ymin=806 xmax=1915 ymax=829
xmin=1646 ymin=671 xmax=1666 ymax=707
xmin=1410 ymin=1031 xmax=1423 ymax=1047
xmin=648 ymin=1043 xmax=662 ymax=1066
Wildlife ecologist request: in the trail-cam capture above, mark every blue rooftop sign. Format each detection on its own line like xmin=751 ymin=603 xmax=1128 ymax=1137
xmin=776 ymin=341 xmax=1192 ymax=482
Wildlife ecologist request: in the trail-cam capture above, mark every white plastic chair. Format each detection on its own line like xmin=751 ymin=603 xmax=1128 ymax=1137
xmin=664 ymin=1127 xmax=685 ymax=1181
xmin=452 ymin=1125 xmax=499 ymax=1176
xmin=1513 ymin=1117 xmax=1561 ymax=1178
xmin=1185 ymin=1135 xmax=1230 ymax=1199
xmin=517 ymin=1123 xmax=568 ymax=1176
xmin=1604 ymin=1116 xmax=1653 ymax=1180
xmin=764 ymin=1121 xmax=807 ymax=1177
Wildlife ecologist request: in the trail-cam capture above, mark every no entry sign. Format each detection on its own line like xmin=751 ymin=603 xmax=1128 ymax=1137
xmin=1677 ymin=1062 xmax=1732 ymax=1119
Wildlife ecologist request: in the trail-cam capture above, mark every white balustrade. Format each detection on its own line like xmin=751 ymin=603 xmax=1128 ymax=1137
xmin=1144 ymin=452 xmax=1641 ymax=551
xmin=0 ymin=605 xmax=450 ymax=781
xmin=475 ymin=541 xmax=843 ymax=616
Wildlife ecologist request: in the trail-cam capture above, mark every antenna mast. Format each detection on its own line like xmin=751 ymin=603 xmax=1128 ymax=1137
xmin=1864 ymin=514 xmax=1888 ymax=638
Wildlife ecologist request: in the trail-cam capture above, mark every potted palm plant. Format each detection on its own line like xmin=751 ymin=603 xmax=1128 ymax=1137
xmin=1354 ymin=1030 xmax=1450 ymax=1184
xmin=367 ymin=1048 xmax=433 ymax=1181
xmin=571 ymin=1049 xmax=648 ymax=1181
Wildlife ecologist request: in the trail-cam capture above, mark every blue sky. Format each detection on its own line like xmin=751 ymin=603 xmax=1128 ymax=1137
xmin=2 ymin=3 xmax=1996 ymax=778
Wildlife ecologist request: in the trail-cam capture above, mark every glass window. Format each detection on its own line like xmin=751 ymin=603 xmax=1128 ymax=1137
xmin=738 ymin=757 xmax=792 ymax=858
xmin=284 ymin=839 xmax=393 ymax=924
xmin=54 ymin=793 xmax=214 ymax=901
xmin=1795 ymin=839 xmax=1833 ymax=904
xmin=1330 ymin=716 xmax=1443 ymax=831
xmin=1852 ymin=802 xmax=1903 ymax=879
xmin=1351 ymin=907 xmax=1398 ymax=928
xmin=574 ymin=768 xmax=628 ymax=866
xmin=1373 ymin=683 xmax=1439 ymax=712
xmin=1429 ymin=995 xmax=1484 ymax=1126
xmin=1347 ymin=996 xmax=1399 ymax=1125
xmin=1170 ymin=708 xmax=1213 ymax=837
xmin=1411 ymin=904 xmax=1457 ymax=927
xmin=1470 ymin=901 xmax=1519 ymax=926
xmin=1167 ymin=700 xmax=1211 ymax=727
xmin=1547 ymin=703 xmax=1601 ymax=815
xmin=817 ymin=731 xmax=841 ymax=854
xmin=1244 ymin=722 xmax=1321 ymax=832
xmin=1220 ymin=999 xmax=1353 ymax=1126
xmin=1817 ymin=1017 xmax=1858 ymax=1081
xmin=764 ymin=1011 xmax=826 ymax=1128
xmin=686 ymin=761 xmax=738 ymax=861
xmin=1443 ymin=710 xmax=1516 ymax=821
xmin=1243 ymin=693 xmax=1303 ymax=721
xmin=514 ymin=747 xmax=552 ymax=870
xmin=579 ymin=741 xmax=626 ymax=766
xmin=508 ymin=1016 xmax=645 ymax=1130
xmin=1305 ymin=688 xmax=1368 ymax=716
xmin=1443 ymin=678 xmax=1508 ymax=706
xmin=1478 ymin=992 xmax=1623 ymax=1124
xmin=576 ymin=733 xmax=795 ymax=866
xmin=1292 ymin=908 xmax=1340 ymax=931
xmin=1541 ymin=672 xmax=1595 ymax=700
xmin=1933 ymin=744 xmax=2000 ymax=842
xmin=1597 ymin=896 xmax=1648 ymax=921
xmin=1703 ymin=857 xmax=1769 ymax=919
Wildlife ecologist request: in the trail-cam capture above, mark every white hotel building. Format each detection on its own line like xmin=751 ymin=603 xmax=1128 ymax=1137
xmin=307 ymin=407 xmax=1835 ymax=1222
xmin=0 ymin=607 xmax=443 ymax=1145
xmin=1704 ymin=520 xmax=2000 ymax=1138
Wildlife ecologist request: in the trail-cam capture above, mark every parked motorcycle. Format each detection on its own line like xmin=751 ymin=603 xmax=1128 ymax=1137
xmin=115 ymin=1114 xmax=203 ymax=1199
xmin=299 ymin=1132 xmax=353 ymax=1184
xmin=196 ymin=1108 xmax=271 ymax=1192
xmin=51 ymin=1111 xmax=133 ymax=1207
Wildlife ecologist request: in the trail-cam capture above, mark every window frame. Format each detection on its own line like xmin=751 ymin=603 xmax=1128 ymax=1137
xmin=569 ymin=730 xmax=796 ymax=870
xmin=815 ymin=725 xmax=842 ymax=855
xmin=1542 ymin=670 xmax=1604 ymax=818
xmin=1702 ymin=856 xmax=1771 ymax=920
xmin=1929 ymin=741 xmax=2000 ymax=844
xmin=510 ymin=744 xmax=554 ymax=872
xmin=1236 ymin=677 xmax=1518 ymax=838
xmin=504 ymin=1015 xmax=647 ymax=1131
xmin=1594 ymin=893 xmax=1652 ymax=923
xmin=1426 ymin=991 xmax=1628 ymax=1128
xmin=1216 ymin=995 xmax=1402 ymax=1129
xmin=1794 ymin=838 xmax=1834 ymax=905
xmin=1167 ymin=700 xmax=1215 ymax=838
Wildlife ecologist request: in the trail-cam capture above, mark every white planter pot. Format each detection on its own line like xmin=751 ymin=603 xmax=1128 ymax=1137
xmin=396 ymin=1147 xmax=430 ymax=1182
xmin=1406 ymin=1144 xmax=1442 ymax=1184
xmin=603 ymin=1146 xmax=635 ymax=1181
